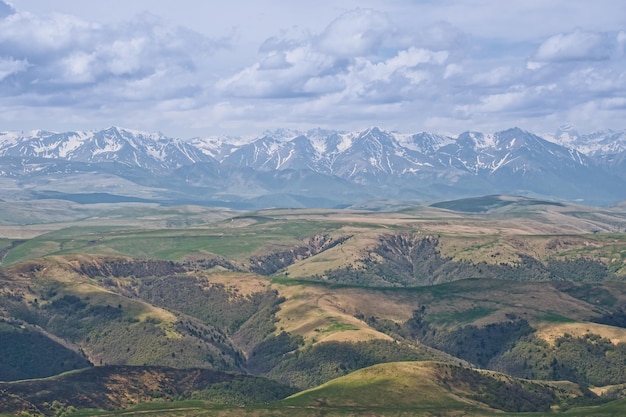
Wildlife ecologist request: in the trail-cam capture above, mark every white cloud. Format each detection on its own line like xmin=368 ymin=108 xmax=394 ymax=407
xmin=1 ymin=1 xmax=625 ymax=137
xmin=533 ymin=29 xmax=612 ymax=62
xmin=443 ymin=63 xmax=462 ymax=79
xmin=217 ymin=46 xmax=339 ymax=98
xmin=105 ymin=37 xmax=147 ymax=75
xmin=617 ymin=31 xmax=626 ymax=58
xmin=470 ymin=66 xmax=524 ymax=87
xmin=412 ymin=21 xmax=469 ymax=51
xmin=259 ymin=26 xmax=310 ymax=54
xmin=217 ymin=8 xmax=450 ymax=105
xmin=600 ymin=97 xmax=626 ymax=109
xmin=259 ymin=52 xmax=291 ymax=70
xmin=0 ymin=6 xmax=230 ymax=106
xmin=340 ymin=48 xmax=448 ymax=101
xmin=0 ymin=56 xmax=28 ymax=80
xmin=0 ymin=10 xmax=95 ymax=56
xmin=60 ymin=52 xmax=95 ymax=83
xmin=315 ymin=8 xmax=392 ymax=58
xmin=0 ymin=0 xmax=14 ymax=18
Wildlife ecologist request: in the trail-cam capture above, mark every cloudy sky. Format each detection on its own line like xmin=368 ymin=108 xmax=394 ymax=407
xmin=1 ymin=1 xmax=625 ymax=138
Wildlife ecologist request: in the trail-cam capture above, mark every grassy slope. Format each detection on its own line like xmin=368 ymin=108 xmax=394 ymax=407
xmin=281 ymin=361 xmax=488 ymax=411
xmin=32 ymin=361 xmax=625 ymax=417
xmin=1 ymin=216 xmax=342 ymax=266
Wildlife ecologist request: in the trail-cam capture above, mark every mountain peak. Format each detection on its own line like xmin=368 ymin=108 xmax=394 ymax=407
xmin=363 ymin=126 xmax=384 ymax=135
xmin=261 ymin=128 xmax=303 ymax=141
xmin=1 ymin=126 xmax=626 ymax=206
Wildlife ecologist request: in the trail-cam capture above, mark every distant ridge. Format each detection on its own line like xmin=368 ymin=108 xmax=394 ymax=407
xmin=1 ymin=126 xmax=625 ymax=208
xmin=430 ymin=195 xmax=566 ymax=213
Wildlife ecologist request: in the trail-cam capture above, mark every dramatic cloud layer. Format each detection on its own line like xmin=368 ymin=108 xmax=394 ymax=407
xmin=0 ymin=1 xmax=625 ymax=137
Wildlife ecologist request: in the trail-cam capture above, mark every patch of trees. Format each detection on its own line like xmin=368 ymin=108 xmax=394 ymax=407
xmin=492 ymin=333 xmax=626 ymax=386
xmin=175 ymin=318 xmax=244 ymax=369
xmin=0 ymin=321 xmax=91 ymax=381
xmin=404 ymin=309 xmax=534 ymax=368
xmin=190 ymin=375 xmax=296 ymax=405
xmin=246 ymin=331 xmax=304 ymax=375
xmin=441 ymin=365 xmax=558 ymax=412
xmin=137 ymin=275 xmax=284 ymax=334
xmin=547 ymin=258 xmax=610 ymax=282
xmin=249 ymin=234 xmax=351 ymax=275
xmin=183 ymin=256 xmax=239 ymax=271
xmin=136 ymin=275 xmax=293 ymax=369
xmin=77 ymin=259 xmax=185 ymax=279
xmin=555 ymin=282 xmax=618 ymax=308
xmin=231 ymin=292 xmax=285 ymax=356
xmin=368 ymin=306 xmax=626 ymax=387
xmin=592 ymin=308 xmax=626 ymax=328
xmin=48 ymin=295 xmax=122 ymax=321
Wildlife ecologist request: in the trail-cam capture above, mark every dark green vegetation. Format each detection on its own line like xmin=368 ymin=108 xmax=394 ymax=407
xmin=0 ymin=320 xmax=91 ymax=381
xmin=1 ymin=196 xmax=626 ymax=416
xmin=430 ymin=194 xmax=566 ymax=213
xmin=0 ymin=365 xmax=294 ymax=416
xmin=493 ymin=333 xmax=626 ymax=386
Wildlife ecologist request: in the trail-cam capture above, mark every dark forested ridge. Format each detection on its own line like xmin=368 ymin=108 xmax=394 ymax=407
xmin=0 ymin=366 xmax=295 ymax=416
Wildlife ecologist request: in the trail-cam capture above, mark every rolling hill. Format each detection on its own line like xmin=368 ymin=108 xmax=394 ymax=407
xmin=1 ymin=196 xmax=626 ymax=415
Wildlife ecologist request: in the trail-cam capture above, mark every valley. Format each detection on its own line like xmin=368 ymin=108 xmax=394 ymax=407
xmin=3 ymin=0 xmax=625 ymax=414
xmin=1 ymin=195 xmax=626 ymax=416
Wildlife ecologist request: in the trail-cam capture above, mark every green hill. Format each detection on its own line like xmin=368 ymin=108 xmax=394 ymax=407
xmin=281 ymin=361 xmax=576 ymax=414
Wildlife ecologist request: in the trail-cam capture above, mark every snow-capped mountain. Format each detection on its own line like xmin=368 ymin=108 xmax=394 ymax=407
xmin=549 ymin=125 xmax=626 ymax=155
xmin=547 ymin=125 xmax=626 ymax=181
xmin=0 ymin=127 xmax=214 ymax=171
xmin=1 ymin=125 xmax=625 ymax=209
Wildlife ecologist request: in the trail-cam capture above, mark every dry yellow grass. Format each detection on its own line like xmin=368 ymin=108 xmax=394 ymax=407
xmin=284 ymin=227 xmax=381 ymax=277
xmin=195 ymin=271 xmax=270 ymax=297
xmin=536 ymin=322 xmax=626 ymax=346
xmin=589 ymin=382 xmax=626 ymax=395
xmin=273 ymin=283 xmax=393 ymax=345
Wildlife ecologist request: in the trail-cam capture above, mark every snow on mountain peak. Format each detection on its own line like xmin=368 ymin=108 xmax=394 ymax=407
xmin=261 ymin=128 xmax=304 ymax=141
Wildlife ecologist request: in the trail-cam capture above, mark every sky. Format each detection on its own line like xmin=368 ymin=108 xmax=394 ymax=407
xmin=1 ymin=1 xmax=625 ymax=138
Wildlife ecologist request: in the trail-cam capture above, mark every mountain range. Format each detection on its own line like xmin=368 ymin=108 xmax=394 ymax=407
xmin=1 ymin=125 xmax=625 ymax=209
